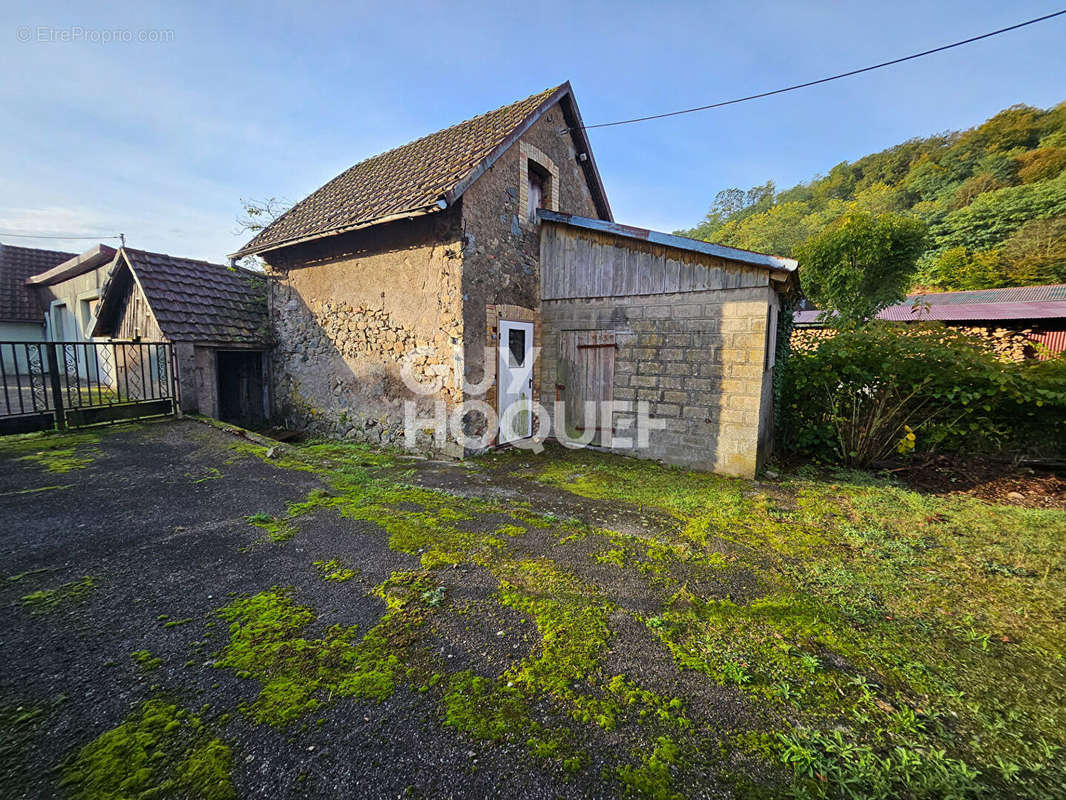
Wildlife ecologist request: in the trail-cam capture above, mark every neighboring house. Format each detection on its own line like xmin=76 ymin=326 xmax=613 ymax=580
xmin=233 ymin=82 xmax=797 ymax=476
xmin=794 ymin=284 xmax=1066 ymax=360
xmin=0 ymin=242 xmax=75 ymax=372
xmin=27 ymin=246 xmax=270 ymax=425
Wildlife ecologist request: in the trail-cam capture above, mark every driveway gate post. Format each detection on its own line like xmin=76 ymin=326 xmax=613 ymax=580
xmin=46 ymin=342 xmax=66 ymax=430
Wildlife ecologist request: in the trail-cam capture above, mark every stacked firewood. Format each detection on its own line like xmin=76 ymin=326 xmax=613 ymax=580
xmin=789 ymin=324 xmax=1037 ymax=362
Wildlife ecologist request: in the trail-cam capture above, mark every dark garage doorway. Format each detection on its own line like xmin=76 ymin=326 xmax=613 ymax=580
xmin=216 ymin=350 xmax=265 ymax=427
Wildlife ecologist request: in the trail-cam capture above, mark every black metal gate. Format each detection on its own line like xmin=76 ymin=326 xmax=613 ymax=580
xmin=0 ymin=341 xmax=178 ymax=435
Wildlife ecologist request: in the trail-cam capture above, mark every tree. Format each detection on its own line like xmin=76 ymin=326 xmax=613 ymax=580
xmin=797 ymin=212 xmax=927 ymax=325
xmin=1001 ymin=216 xmax=1066 ymax=284
xmin=233 ymin=197 xmax=292 ymax=270
xmin=236 ymin=196 xmax=292 ymax=234
xmin=680 ymin=100 xmax=1066 ymax=291
xmin=680 ymin=181 xmax=776 ymax=240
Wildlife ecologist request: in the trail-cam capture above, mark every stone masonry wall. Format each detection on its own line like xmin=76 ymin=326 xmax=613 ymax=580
xmin=540 ymin=285 xmax=774 ymax=477
xmin=263 ymin=211 xmax=464 ymax=449
xmin=459 ymin=99 xmax=602 ymax=436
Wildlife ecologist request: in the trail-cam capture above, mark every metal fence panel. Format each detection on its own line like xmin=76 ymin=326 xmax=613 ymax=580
xmin=0 ymin=341 xmax=177 ymax=434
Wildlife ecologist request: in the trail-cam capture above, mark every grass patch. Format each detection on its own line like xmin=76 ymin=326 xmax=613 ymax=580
xmin=526 ymin=448 xmax=1066 ymax=798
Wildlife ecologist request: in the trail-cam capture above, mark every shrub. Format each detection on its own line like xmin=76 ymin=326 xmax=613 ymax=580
xmin=780 ymin=322 xmax=1065 ymax=464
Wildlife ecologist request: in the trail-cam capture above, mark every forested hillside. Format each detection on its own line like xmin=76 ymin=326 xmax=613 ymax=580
xmin=680 ymin=102 xmax=1066 ymax=290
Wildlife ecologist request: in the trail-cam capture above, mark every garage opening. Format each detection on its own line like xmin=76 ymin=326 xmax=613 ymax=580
xmin=216 ymin=350 xmax=265 ymax=427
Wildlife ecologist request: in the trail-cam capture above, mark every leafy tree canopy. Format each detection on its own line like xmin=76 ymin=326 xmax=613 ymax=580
xmin=797 ymin=212 xmax=927 ymax=324
xmin=679 ymin=101 xmax=1066 ymax=292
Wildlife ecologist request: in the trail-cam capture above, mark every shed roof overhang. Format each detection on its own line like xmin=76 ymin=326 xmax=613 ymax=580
xmin=538 ymin=210 xmax=799 ymax=292
xmin=25 ymin=244 xmax=118 ymax=286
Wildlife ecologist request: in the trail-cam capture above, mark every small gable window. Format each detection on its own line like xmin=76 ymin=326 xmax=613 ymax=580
xmin=518 ymin=141 xmax=559 ymax=226
xmin=527 ymin=162 xmax=545 ymax=223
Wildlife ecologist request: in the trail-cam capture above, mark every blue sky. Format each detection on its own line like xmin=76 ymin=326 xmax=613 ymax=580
xmin=1 ymin=1 xmax=1064 ymax=262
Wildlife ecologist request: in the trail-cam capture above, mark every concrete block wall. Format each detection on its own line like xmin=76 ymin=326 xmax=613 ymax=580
xmin=540 ymin=285 xmax=774 ymax=477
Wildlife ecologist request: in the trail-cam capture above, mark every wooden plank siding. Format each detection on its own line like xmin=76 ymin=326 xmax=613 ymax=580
xmin=559 ymin=330 xmax=616 ymax=445
xmin=541 ymin=222 xmax=766 ymax=301
xmin=113 ymin=280 xmax=164 ymax=342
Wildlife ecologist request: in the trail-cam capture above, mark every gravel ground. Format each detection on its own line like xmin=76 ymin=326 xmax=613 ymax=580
xmin=0 ymin=419 xmax=765 ymax=799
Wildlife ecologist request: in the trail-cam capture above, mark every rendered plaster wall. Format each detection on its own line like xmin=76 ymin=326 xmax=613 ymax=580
xmin=263 ymin=211 xmax=465 ymax=449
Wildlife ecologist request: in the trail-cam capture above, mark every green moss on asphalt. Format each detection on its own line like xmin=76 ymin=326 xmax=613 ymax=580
xmin=219 ymin=439 xmax=699 ymax=789
xmin=201 ymin=432 xmax=1066 ymax=796
xmin=0 ymin=430 xmax=100 ymax=473
xmin=244 ymin=512 xmax=297 ymax=542
xmin=131 ymin=649 xmax=163 ymax=671
xmin=313 ymin=559 xmax=355 ymax=582
xmin=61 ymin=700 xmax=234 ymax=800
xmin=214 ymin=574 xmax=436 ymax=726
xmin=20 ymin=576 xmax=95 ymax=614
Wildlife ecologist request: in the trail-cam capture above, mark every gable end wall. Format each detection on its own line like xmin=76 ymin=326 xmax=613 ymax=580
xmin=459 ymin=99 xmax=601 ymax=440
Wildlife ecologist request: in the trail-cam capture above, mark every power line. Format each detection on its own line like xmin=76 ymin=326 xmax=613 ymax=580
xmin=0 ymin=231 xmax=122 ymax=240
xmin=573 ymin=10 xmax=1066 ymax=131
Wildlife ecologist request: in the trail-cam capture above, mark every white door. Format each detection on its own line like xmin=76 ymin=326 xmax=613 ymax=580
xmin=498 ymin=320 xmax=534 ymax=444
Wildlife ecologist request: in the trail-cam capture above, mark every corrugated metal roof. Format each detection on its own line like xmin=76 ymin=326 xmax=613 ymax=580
xmin=538 ymin=211 xmax=798 ymax=272
xmin=1031 ymin=329 xmax=1066 ymax=359
xmin=795 ymin=284 xmax=1066 ymax=325
xmin=912 ymin=284 xmax=1066 ymax=305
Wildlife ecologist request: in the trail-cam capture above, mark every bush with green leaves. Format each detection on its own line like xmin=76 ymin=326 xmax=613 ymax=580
xmin=780 ymin=322 xmax=1066 ymax=464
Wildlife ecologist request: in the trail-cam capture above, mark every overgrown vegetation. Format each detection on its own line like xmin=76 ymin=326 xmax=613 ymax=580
xmin=62 ymin=700 xmax=234 ymax=800
xmin=680 ymin=100 xmax=1066 ymax=290
xmin=780 ymin=322 xmax=1066 ymax=464
xmin=525 ymin=449 xmax=1066 ymax=798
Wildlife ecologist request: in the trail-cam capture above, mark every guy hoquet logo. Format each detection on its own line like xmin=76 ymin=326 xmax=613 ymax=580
xmin=398 ymin=346 xmax=665 ymax=452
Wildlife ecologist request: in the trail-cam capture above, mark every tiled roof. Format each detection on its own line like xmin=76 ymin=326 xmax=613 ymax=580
xmin=795 ymin=284 xmax=1066 ymax=325
xmin=101 ymin=249 xmax=269 ymax=345
xmin=0 ymin=243 xmax=76 ymax=322
xmin=236 ymin=85 xmax=570 ymax=256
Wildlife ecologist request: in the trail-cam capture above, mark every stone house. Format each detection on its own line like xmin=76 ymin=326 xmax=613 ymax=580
xmin=27 ymin=246 xmax=270 ymax=425
xmin=235 ymin=82 xmax=797 ymax=476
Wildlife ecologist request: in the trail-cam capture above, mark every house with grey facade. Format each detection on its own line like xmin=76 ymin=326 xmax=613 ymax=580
xmin=0 ymin=243 xmax=75 ymax=373
xmin=234 ymin=82 xmax=797 ymax=476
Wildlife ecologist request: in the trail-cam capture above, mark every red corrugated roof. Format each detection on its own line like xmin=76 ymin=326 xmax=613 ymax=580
xmin=795 ymin=285 xmax=1066 ymax=325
